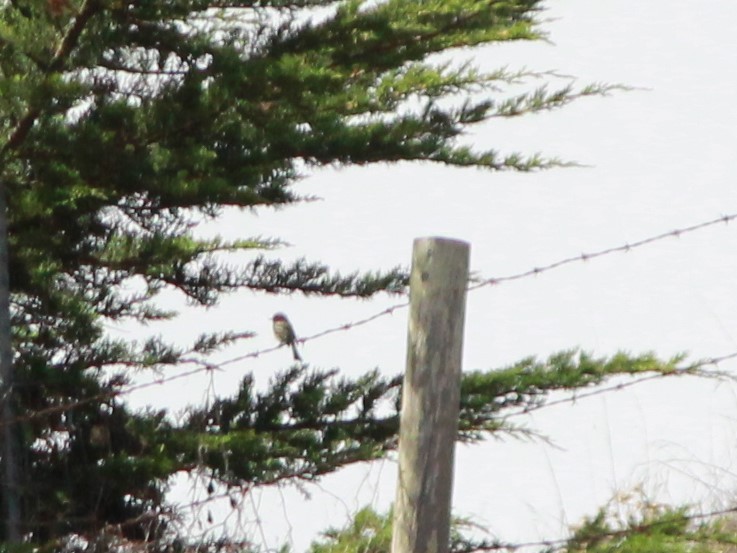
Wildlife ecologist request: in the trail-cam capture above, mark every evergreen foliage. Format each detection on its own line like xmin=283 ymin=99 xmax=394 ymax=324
xmin=308 ymin=501 xmax=737 ymax=553
xmin=0 ymin=0 xmax=642 ymax=550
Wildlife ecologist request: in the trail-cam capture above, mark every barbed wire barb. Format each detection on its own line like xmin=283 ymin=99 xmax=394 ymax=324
xmin=469 ymin=211 xmax=737 ymax=290
xmin=505 ymin=350 xmax=737 ymax=419
xmin=3 ymin=212 xmax=736 ymax=429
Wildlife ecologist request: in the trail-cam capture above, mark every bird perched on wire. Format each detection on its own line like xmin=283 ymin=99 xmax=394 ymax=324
xmin=272 ymin=312 xmax=302 ymax=361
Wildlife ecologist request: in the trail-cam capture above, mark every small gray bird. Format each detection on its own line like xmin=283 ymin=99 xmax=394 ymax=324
xmin=272 ymin=312 xmax=302 ymax=361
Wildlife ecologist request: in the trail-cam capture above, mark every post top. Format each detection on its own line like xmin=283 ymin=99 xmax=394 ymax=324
xmin=413 ymin=236 xmax=470 ymax=248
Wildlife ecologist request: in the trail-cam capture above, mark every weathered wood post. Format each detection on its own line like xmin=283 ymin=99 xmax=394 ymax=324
xmin=391 ymin=237 xmax=470 ymax=553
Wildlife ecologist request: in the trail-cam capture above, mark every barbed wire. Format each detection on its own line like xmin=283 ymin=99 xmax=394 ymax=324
xmin=48 ymin=489 xmax=737 ymax=552
xmin=231 ymin=211 xmax=737 ymax=364
xmin=243 ymin=210 xmax=737 ymax=359
xmin=0 ymin=362 xmax=213 ymax=428
xmin=3 ymin=211 xmax=736 ymax=428
xmin=218 ymin=300 xmax=410 ymax=368
xmin=10 ymin=352 xmax=737 ymax=550
xmin=10 ymin=347 xmax=737 ymax=551
xmin=468 ymin=212 xmax=737 ymax=290
xmin=10 ymin=345 xmax=736 ymax=433
xmin=72 ymin=487 xmax=737 ymax=553
xmin=503 ymin=350 xmax=737 ymax=419
xmin=4 ymin=213 xmax=736 ymax=551
xmin=453 ymin=503 xmax=737 ymax=552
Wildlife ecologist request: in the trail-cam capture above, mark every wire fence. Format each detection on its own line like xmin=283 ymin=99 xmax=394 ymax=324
xmin=5 ymin=209 xmax=737 ymax=551
xmin=68 ymin=483 xmax=737 ymax=553
xmin=1 ymin=209 xmax=734 ymax=430
xmin=205 ymin=211 xmax=737 ymax=368
xmin=468 ymin=212 xmax=737 ymax=289
xmin=4 ymin=210 xmax=737 ymax=429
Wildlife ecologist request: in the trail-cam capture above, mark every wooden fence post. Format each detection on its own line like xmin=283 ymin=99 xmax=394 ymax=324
xmin=391 ymin=237 xmax=470 ymax=553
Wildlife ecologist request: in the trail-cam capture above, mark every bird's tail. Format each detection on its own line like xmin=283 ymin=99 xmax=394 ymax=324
xmin=291 ymin=342 xmax=302 ymax=361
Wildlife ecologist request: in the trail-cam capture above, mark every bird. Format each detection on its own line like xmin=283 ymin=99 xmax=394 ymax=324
xmin=272 ymin=312 xmax=302 ymax=361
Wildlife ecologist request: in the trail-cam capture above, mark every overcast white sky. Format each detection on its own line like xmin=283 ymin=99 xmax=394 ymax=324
xmin=118 ymin=1 xmax=737 ymax=550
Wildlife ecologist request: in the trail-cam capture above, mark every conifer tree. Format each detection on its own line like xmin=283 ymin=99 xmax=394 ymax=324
xmin=308 ymin=502 xmax=737 ymax=553
xmin=0 ymin=1 xmax=686 ymax=551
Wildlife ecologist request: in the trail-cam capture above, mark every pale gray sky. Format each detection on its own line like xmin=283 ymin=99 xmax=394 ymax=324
xmin=118 ymin=1 xmax=737 ymax=550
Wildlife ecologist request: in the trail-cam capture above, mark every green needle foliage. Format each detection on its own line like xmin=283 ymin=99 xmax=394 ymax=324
xmin=308 ymin=501 xmax=737 ymax=553
xmin=0 ymin=0 xmax=640 ymax=550
xmin=176 ymin=351 xmax=693 ymax=490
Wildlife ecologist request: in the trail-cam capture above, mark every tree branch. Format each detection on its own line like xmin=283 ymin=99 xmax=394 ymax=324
xmin=1 ymin=0 xmax=101 ymax=155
